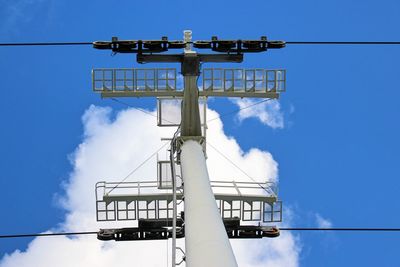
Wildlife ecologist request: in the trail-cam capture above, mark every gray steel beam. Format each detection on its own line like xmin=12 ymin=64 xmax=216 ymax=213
xmin=100 ymin=91 xmax=279 ymax=99
xmin=100 ymin=91 xmax=184 ymax=98
xmin=181 ymin=75 xmax=202 ymax=137
xmin=136 ymin=54 xmax=243 ymax=64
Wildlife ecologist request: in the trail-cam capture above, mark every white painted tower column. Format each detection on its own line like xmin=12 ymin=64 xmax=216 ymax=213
xmin=180 ymin=140 xmax=238 ymax=267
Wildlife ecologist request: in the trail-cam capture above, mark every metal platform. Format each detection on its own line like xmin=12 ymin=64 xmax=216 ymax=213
xmin=97 ymin=217 xmax=279 ymax=241
xmin=92 ymin=68 xmax=179 ymax=97
xmin=92 ymin=68 xmax=285 ymax=98
xmin=201 ymin=68 xmax=285 ymax=96
xmin=95 ymin=180 xmax=282 ymax=223
xmin=156 ymin=96 xmax=208 ymax=157
xmin=157 ymin=159 xmax=183 ymax=189
xmin=157 ymin=97 xmax=207 ymax=128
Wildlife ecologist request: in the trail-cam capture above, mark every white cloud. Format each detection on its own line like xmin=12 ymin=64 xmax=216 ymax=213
xmin=0 ymin=104 xmax=299 ymax=267
xmin=232 ymin=232 xmax=300 ymax=267
xmin=206 ymin=108 xmax=278 ymax=183
xmin=315 ymin=213 xmax=333 ymax=228
xmin=232 ymin=99 xmax=284 ymax=129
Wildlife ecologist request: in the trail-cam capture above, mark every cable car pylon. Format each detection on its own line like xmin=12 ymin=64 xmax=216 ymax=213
xmin=93 ymin=30 xmax=286 ymax=267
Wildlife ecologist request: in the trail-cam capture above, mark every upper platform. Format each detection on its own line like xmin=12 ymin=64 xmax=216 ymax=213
xmin=92 ymin=68 xmax=285 ymax=98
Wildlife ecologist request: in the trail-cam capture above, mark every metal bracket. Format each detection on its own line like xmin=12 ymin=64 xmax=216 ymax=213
xmin=175 ymin=136 xmax=205 ymax=151
xmin=175 ymin=247 xmax=186 ymax=265
xmin=97 ymin=218 xmax=184 ymax=241
xmin=175 ymin=136 xmax=206 ymax=163
xmin=93 ymin=36 xmax=285 ymax=55
xmin=97 ymin=217 xmax=279 ymax=241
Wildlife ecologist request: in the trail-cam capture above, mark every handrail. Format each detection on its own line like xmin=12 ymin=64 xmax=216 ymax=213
xmin=96 ymin=180 xmax=278 ymax=198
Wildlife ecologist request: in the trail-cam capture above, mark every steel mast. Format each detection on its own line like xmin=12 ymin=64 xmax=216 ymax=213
xmin=92 ymin=30 xmax=286 ymax=267
xmin=178 ymin=31 xmax=237 ymax=266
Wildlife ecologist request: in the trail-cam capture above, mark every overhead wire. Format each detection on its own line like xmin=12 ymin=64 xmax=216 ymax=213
xmin=110 ymin=98 xmax=177 ymax=125
xmin=3 ymin=39 xmax=400 ymax=246
xmin=2 ymin=41 xmax=400 ymax=47
xmin=0 ymin=231 xmax=97 ymax=238
xmin=109 ymin=96 xmax=272 ymax=196
xmin=101 ymin=98 xmax=179 ymax=195
xmin=110 ymin=98 xmax=157 ymax=118
xmin=207 ymin=141 xmax=274 ymax=195
xmin=280 ymin=228 xmax=400 ymax=231
xmin=106 ymin=142 xmax=169 ymax=195
xmin=2 ymin=227 xmax=400 ymax=239
xmin=0 ymin=42 xmax=92 ymax=46
xmin=285 ymin=41 xmax=400 ymax=45
xmin=109 ymin=86 xmax=275 ymax=126
xmin=207 ymin=98 xmax=273 ymax=123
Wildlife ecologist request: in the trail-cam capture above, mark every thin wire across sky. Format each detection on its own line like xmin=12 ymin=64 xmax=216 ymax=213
xmin=1 ymin=41 xmax=400 ymax=47
xmin=2 ymin=228 xmax=400 ymax=239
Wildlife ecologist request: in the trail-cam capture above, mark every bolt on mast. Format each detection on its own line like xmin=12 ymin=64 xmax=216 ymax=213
xmin=92 ymin=30 xmax=286 ymax=267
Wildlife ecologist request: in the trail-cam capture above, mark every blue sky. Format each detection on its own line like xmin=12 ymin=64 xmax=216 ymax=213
xmin=1 ymin=0 xmax=400 ymax=266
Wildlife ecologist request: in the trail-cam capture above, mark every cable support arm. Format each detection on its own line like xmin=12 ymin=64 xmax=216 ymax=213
xmin=92 ymin=36 xmax=285 ymax=55
xmin=3 ymin=40 xmax=400 ymax=47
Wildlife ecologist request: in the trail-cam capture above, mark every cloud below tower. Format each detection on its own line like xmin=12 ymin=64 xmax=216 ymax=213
xmin=0 ymin=105 xmax=300 ymax=267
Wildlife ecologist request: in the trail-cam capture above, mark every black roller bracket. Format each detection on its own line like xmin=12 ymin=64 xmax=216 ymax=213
xmin=93 ymin=35 xmax=285 ymax=56
xmin=93 ymin=35 xmax=284 ymax=78
xmin=97 ymin=217 xmax=279 ymax=242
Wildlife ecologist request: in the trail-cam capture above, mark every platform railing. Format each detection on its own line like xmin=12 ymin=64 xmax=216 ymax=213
xmin=92 ymin=68 xmax=178 ymax=93
xmin=96 ymin=180 xmax=277 ymax=199
xmin=92 ymin=68 xmax=285 ymax=98
xmin=201 ymin=68 xmax=286 ymax=93
xmin=95 ymin=180 xmax=281 ymax=223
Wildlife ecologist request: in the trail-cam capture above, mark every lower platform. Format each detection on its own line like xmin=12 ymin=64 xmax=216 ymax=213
xmin=95 ymin=180 xmax=282 ymax=223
